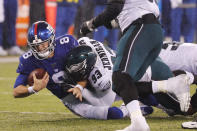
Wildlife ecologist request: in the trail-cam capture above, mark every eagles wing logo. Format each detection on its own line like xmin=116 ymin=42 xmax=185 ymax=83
xmin=66 ymin=59 xmax=87 ymax=73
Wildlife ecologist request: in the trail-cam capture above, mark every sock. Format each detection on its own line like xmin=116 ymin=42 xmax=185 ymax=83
xmin=126 ymin=100 xmax=150 ymax=131
xmin=152 ymin=80 xmax=167 ymax=93
xmin=126 ymin=100 xmax=143 ymax=119
xmin=119 ymin=103 xmax=129 ymax=117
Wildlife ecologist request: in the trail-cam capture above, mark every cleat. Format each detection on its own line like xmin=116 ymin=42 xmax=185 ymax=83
xmin=182 ymin=121 xmax=197 ymax=129
xmin=139 ymin=102 xmax=154 ymax=116
xmin=166 ymin=74 xmax=191 ymax=112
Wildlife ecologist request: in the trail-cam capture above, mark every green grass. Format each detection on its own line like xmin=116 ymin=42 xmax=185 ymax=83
xmin=0 ymin=62 xmax=197 ymax=131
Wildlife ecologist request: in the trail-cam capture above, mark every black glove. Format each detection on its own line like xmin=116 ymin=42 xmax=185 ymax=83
xmin=80 ymin=19 xmax=95 ymax=36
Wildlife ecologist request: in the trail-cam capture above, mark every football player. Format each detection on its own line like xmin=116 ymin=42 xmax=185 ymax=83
xmin=80 ymin=0 xmax=191 ymax=130
xmin=141 ymin=41 xmax=197 ymax=115
xmin=127 ymin=41 xmax=197 ymax=123
xmin=159 ymin=41 xmax=197 ymax=129
xmin=13 ymin=21 xmax=126 ymax=120
xmin=64 ymin=37 xmax=193 ymax=120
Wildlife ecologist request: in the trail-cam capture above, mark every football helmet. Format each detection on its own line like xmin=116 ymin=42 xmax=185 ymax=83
xmin=65 ymin=45 xmax=97 ymax=82
xmin=27 ymin=21 xmax=55 ymax=60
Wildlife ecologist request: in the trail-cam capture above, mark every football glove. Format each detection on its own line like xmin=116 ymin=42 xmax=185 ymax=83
xmin=80 ymin=19 xmax=95 ymax=36
xmin=104 ymin=19 xmax=119 ymax=29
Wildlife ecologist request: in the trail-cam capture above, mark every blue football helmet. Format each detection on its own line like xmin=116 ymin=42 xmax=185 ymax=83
xmin=27 ymin=21 xmax=55 ymax=60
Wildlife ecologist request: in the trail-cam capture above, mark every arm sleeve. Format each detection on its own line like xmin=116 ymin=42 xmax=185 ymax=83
xmin=14 ymin=74 xmax=28 ymax=88
xmin=14 ymin=54 xmax=36 ymax=88
xmin=93 ymin=0 xmax=124 ymax=28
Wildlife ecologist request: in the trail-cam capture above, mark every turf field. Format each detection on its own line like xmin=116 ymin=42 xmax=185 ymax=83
xmin=0 ymin=57 xmax=197 ymax=131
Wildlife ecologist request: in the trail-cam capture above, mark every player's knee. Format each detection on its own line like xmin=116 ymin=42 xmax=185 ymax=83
xmin=112 ymin=71 xmax=132 ymax=94
xmin=112 ymin=71 xmax=138 ymax=104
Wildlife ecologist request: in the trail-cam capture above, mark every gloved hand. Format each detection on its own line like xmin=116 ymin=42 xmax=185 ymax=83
xmin=104 ymin=19 xmax=119 ymax=29
xmin=80 ymin=19 xmax=95 ymax=36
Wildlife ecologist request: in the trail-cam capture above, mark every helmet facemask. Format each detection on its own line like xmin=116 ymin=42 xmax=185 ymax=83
xmin=28 ymin=35 xmax=55 ymax=60
xmin=65 ymin=45 xmax=97 ymax=82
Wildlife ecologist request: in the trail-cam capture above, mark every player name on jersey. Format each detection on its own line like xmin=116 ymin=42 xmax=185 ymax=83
xmin=90 ymin=40 xmax=112 ymax=70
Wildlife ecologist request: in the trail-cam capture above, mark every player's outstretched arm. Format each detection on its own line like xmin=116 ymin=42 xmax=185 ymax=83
xmin=13 ymin=85 xmax=31 ymax=98
xmin=67 ymin=80 xmax=87 ymax=101
xmin=13 ymin=72 xmax=49 ymax=98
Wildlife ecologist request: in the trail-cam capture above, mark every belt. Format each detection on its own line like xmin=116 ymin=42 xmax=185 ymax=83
xmin=123 ymin=13 xmax=160 ymax=34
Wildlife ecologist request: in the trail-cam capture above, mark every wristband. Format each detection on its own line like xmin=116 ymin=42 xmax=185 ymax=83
xmin=28 ymin=86 xmax=37 ymax=94
xmin=75 ymin=84 xmax=84 ymax=92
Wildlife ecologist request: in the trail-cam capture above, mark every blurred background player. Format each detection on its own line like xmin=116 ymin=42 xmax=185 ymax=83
xmin=55 ymin=0 xmax=82 ymax=37
xmin=0 ymin=0 xmax=24 ymax=56
xmin=161 ymin=0 xmax=171 ymax=39
xmin=170 ymin=0 xmax=196 ymax=43
xmin=29 ymin=0 xmax=46 ymax=25
xmin=93 ymin=0 xmax=119 ymax=50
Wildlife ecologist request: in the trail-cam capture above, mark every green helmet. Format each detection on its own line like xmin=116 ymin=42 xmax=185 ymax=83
xmin=65 ymin=45 xmax=97 ymax=82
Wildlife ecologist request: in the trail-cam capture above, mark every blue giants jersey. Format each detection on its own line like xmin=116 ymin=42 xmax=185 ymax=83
xmin=14 ymin=34 xmax=79 ymax=99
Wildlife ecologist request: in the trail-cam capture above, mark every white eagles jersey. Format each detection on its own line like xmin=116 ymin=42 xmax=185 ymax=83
xmin=159 ymin=42 xmax=197 ymax=75
xmin=140 ymin=42 xmax=197 ymax=82
xmin=117 ymin=0 xmax=160 ymax=32
xmin=78 ymin=37 xmax=115 ymax=92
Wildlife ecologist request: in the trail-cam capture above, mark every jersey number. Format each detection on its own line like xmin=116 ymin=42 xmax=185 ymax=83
xmin=52 ymin=71 xmax=66 ymax=83
xmin=60 ymin=37 xmax=70 ymax=45
xmin=162 ymin=43 xmax=180 ymax=51
xmin=92 ymin=70 xmax=102 ymax=83
xmin=23 ymin=51 xmax=32 ymax=59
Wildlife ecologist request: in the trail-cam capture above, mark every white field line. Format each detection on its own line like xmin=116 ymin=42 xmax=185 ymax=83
xmin=0 ymin=111 xmax=72 ymax=115
xmin=0 ymin=77 xmax=16 ymax=80
xmin=0 ymin=91 xmax=53 ymax=96
xmin=0 ymin=57 xmax=19 ymax=63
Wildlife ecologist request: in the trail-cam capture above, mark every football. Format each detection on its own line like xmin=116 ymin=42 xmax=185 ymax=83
xmin=27 ymin=68 xmax=46 ymax=86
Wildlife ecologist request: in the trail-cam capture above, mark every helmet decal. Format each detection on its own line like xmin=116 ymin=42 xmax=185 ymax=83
xmin=66 ymin=59 xmax=87 ymax=73
xmin=64 ymin=45 xmax=97 ymax=82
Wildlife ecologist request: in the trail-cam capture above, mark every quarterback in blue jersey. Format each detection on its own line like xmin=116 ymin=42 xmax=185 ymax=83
xmin=13 ymin=21 xmax=79 ymax=99
xmin=13 ymin=21 xmax=124 ymax=120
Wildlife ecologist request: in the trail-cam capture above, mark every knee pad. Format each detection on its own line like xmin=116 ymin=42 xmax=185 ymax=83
xmin=112 ymin=71 xmax=138 ymax=104
xmin=112 ymin=71 xmax=132 ymax=94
